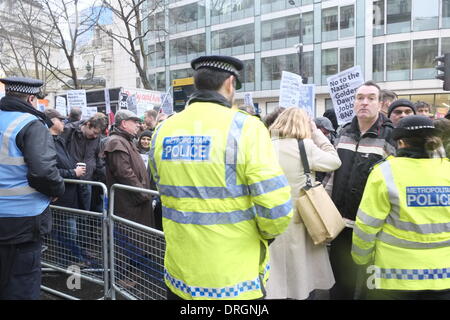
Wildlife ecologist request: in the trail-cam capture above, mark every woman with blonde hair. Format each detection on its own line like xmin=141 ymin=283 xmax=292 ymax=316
xmin=266 ymin=107 xmax=342 ymax=300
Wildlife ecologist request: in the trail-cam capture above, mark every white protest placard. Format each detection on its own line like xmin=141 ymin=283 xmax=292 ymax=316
xmin=55 ymin=96 xmax=67 ymax=116
xmin=244 ymin=92 xmax=254 ymax=107
xmin=298 ymin=84 xmax=315 ymax=116
xmin=160 ymin=87 xmax=173 ymax=115
xmin=327 ymin=66 xmax=364 ymax=125
xmin=279 ymin=71 xmax=316 ymax=116
xmin=67 ymin=90 xmax=87 ymax=110
xmin=104 ymin=88 xmax=111 ymax=114
xmin=279 ymin=71 xmax=302 ymax=108
xmin=86 ymin=107 xmax=98 ymax=118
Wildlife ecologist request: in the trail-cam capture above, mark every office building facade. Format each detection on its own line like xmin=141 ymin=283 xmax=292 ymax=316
xmin=143 ymin=0 xmax=450 ymax=116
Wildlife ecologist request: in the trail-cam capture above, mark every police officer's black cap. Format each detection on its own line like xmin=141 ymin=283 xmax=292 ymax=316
xmin=0 ymin=76 xmax=44 ymax=95
xmin=392 ymin=115 xmax=436 ymax=140
xmin=191 ymin=55 xmax=244 ymax=90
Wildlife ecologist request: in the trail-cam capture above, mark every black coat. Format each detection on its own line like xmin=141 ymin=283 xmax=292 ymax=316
xmin=329 ymin=114 xmax=396 ymax=220
xmin=52 ymin=135 xmax=84 ymax=209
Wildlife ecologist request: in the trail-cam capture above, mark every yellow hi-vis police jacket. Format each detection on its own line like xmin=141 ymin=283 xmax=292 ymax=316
xmin=352 ymin=156 xmax=450 ymax=291
xmin=149 ymin=102 xmax=292 ymax=300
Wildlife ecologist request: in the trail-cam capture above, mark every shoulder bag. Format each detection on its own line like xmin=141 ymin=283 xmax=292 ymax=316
xmin=296 ymin=139 xmax=345 ymax=245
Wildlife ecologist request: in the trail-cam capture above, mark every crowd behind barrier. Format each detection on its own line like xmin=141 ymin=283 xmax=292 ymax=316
xmin=41 ymin=179 xmax=165 ymax=300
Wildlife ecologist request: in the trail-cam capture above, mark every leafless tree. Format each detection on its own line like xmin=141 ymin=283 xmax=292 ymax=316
xmin=38 ymin=0 xmax=103 ymax=89
xmin=99 ymin=0 xmax=167 ymax=90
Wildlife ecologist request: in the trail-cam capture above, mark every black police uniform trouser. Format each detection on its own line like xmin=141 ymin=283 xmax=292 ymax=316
xmin=0 ymin=240 xmax=42 ymax=300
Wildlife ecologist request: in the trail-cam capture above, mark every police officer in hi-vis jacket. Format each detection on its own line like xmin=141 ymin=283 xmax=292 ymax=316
xmin=352 ymin=115 xmax=450 ymax=300
xmin=150 ymin=56 xmax=293 ymax=300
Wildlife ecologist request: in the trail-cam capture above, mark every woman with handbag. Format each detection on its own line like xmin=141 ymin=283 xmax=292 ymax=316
xmin=266 ymin=107 xmax=342 ymax=300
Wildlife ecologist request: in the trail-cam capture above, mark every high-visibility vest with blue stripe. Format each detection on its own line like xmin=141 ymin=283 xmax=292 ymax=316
xmin=352 ymin=156 xmax=450 ymax=291
xmin=0 ymin=110 xmax=50 ymax=217
xmin=149 ymin=102 xmax=293 ymax=300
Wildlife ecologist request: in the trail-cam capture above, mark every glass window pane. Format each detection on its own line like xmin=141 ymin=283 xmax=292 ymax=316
xmin=340 ymin=47 xmax=354 ymax=72
xmin=435 ymin=94 xmax=450 ymax=118
xmin=302 ymin=12 xmax=314 ymax=45
xmin=373 ymin=0 xmax=385 ymax=36
xmin=442 ymin=38 xmax=450 ymax=55
xmin=322 ymin=7 xmax=338 ymax=42
xmin=444 ymin=0 xmax=450 ymax=28
xmin=386 ymin=41 xmax=411 ymax=81
xmin=413 ymin=38 xmax=438 ymax=80
xmin=373 ymin=44 xmax=385 ymax=82
xmin=387 ymin=0 xmax=411 ymax=34
xmin=302 ymin=51 xmax=314 ymax=84
xmin=322 ymin=48 xmax=338 ymax=85
xmin=340 ymin=5 xmax=355 ymax=38
xmin=412 ymin=0 xmax=438 ymax=31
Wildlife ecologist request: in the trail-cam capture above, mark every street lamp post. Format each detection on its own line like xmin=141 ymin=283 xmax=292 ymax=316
xmin=289 ymin=0 xmax=308 ymax=84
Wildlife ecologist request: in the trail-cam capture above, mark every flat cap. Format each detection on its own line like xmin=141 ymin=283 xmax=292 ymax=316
xmin=314 ymin=117 xmax=335 ymax=132
xmin=191 ymin=55 xmax=244 ymax=90
xmin=392 ymin=115 xmax=435 ymax=140
xmin=115 ymin=109 xmax=141 ymax=126
xmin=0 ymin=76 xmax=43 ymax=95
xmin=388 ymin=99 xmax=416 ymax=118
xmin=44 ymin=108 xmax=67 ymax=120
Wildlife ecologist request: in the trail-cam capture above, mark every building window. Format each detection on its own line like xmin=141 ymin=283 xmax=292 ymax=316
xmin=211 ymin=0 xmax=254 ymax=24
xmin=261 ymin=54 xmax=299 ymax=90
xmin=340 ymin=47 xmax=354 ymax=72
xmin=386 ymin=0 xmax=411 ymax=34
xmin=322 ymin=48 xmax=338 ymax=85
xmin=373 ymin=44 xmax=385 ymax=82
xmin=169 ymin=1 xmax=206 ymax=33
xmin=444 ymin=0 xmax=450 ymax=28
xmin=386 ymin=41 xmax=410 ymax=81
xmin=442 ymin=38 xmax=450 ymax=54
xmin=413 ymin=38 xmax=438 ymax=80
xmin=373 ymin=0 xmax=385 ymax=36
xmin=238 ymin=60 xmax=255 ymax=92
xmin=148 ymin=42 xmax=165 ymax=68
xmin=340 ymin=5 xmax=355 ymax=38
xmin=212 ymin=24 xmax=254 ymax=55
xmin=302 ymin=51 xmax=314 ymax=84
xmin=261 ymin=13 xmax=313 ymax=51
xmin=170 ymin=68 xmax=194 ymax=82
xmin=322 ymin=7 xmax=338 ymax=41
xmin=169 ymin=34 xmax=206 ymax=64
xmin=412 ymin=0 xmax=438 ymax=31
xmin=156 ymin=72 xmax=166 ymax=91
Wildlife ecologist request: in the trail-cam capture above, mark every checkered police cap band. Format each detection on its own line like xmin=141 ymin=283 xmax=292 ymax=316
xmin=5 ymin=84 xmax=41 ymax=95
xmin=194 ymin=61 xmax=240 ymax=76
xmin=403 ymin=125 xmax=435 ymax=130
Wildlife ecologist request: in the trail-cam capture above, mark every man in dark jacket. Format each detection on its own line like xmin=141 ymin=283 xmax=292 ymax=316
xmin=103 ymin=110 xmax=155 ymax=288
xmin=45 ymin=108 xmax=94 ymax=267
xmin=323 ymin=81 xmax=396 ymax=300
xmin=60 ymin=115 xmax=106 ymax=211
xmin=0 ymin=77 xmax=65 ymax=299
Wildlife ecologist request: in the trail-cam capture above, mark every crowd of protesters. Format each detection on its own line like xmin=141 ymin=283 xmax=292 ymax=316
xmin=1 ymin=56 xmax=450 ymax=299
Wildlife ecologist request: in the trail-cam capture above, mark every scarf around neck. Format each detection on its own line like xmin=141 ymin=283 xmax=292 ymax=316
xmin=0 ymin=95 xmax=53 ymax=128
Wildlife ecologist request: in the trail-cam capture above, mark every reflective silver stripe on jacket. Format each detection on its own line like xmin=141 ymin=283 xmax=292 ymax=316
xmin=0 ymin=113 xmax=33 ymax=166
xmin=225 ymin=111 xmax=247 ymax=186
xmin=162 ymin=205 xmax=256 ymax=225
xmin=378 ymin=231 xmax=450 ymax=248
xmin=0 ymin=185 xmax=37 ymax=196
xmin=378 ymin=161 xmax=450 ymax=235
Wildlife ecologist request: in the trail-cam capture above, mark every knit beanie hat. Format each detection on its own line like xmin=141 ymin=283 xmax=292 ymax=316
xmin=139 ymin=130 xmax=153 ymax=140
xmin=392 ymin=115 xmax=435 ymax=141
xmin=387 ymin=99 xmax=416 ymax=118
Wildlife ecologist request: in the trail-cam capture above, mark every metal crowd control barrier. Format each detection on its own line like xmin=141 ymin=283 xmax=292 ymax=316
xmin=108 ymin=184 xmax=166 ymax=300
xmin=41 ymin=179 xmax=109 ymax=300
